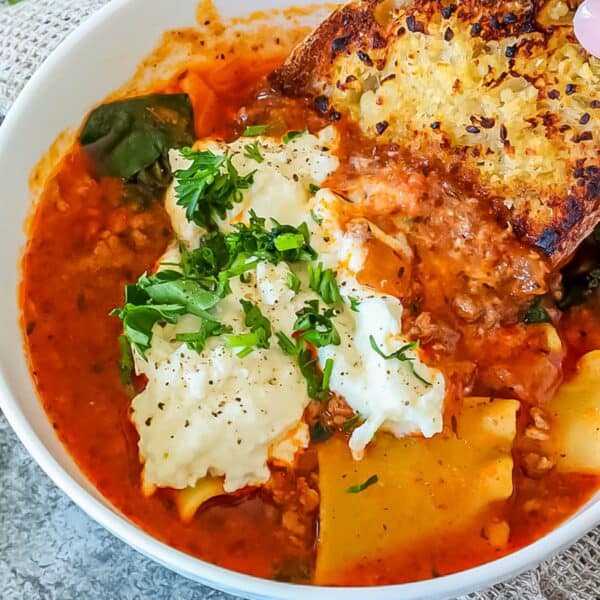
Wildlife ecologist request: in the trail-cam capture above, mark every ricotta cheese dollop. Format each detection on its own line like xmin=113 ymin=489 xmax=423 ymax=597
xmin=131 ymin=128 xmax=445 ymax=493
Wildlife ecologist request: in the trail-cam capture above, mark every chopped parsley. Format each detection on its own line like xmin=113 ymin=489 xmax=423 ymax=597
xmin=243 ymin=140 xmax=264 ymax=163
xmin=308 ymin=262 xmax=341 ymax=305
xmin=242 ymin=124 xmax=268 ymax=137
xmin=308 ymin=184 xmax=320 ymax=195
xmin=111 ymin=270 xmax=221 ymax=357
xmin=294 ymin=300 xmax=341 ymax=348
xmin=174 ymin=147 xmax=254 ymax=231
xmin=369 ymin=335 xmax=431 ymax=386
xmin=276 ymin=332 xmax=332 ymax=401
xmin=287 ymin=272 xmax=302 ymax=294
xmin=283 ymin=130 xmax=303 ymax=143
xmin=321 ymin=358 xmax=334 ymax=391
xmin=226 ymin=300 xmax=272 ymax=357
xmin=175 ymin=320 xmax=232 ymax=354
xmin=348 ymin=297 xmax=361 ymax=312
xmin=347 ymin=474 xmax=378 ymax=494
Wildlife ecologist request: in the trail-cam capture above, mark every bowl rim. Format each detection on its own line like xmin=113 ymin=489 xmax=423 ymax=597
xmin=1 ymin=0 xmax=599 ymax=598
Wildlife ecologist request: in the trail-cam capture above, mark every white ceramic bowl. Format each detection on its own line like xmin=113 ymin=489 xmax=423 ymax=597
xmin=0 ymin=1 xmax=598 ymax=598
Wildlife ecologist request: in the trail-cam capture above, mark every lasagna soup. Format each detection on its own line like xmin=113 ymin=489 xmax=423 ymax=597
xmin=20 ymin=0 xmax=600 ymax=586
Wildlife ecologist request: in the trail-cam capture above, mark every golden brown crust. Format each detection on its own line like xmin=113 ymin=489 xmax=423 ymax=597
xmin=273 ymin=0 xmax=600 ymax=266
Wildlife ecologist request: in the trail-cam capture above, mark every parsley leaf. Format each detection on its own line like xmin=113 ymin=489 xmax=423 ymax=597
xmin=243 ymin=140 xmax=264 ymax=163
xmin=308 ymin=262 xmax=341 ymax=305
xmin=283 ymin=130 xmax=303 ymax=143
xmin=349 ymin=297 xmax=361 ymax=312
xmin=294 ymin=300 xmax=341 ymax=348
xmin=175 ymin=320 xmax=232 ymax=354
xmin=174 ymin=148 xmax=254 ymax=231
xmin=276 ymin=332 xmax=332 ymax=401
xmin=218 ymin=212 xmax=317 ymax=283
xmin=112 ymin=270 xmax=221 ymax=357
xmin=242 ymin=124 xmax=268 ymax=137
xmin=308 ymin=184 xmax=320 ymax=195
xmin=322 ymin=357 xmax=334 ymax=391
xmin=287 ymin=272 xmax=302 ymax=294
xmin=298 ymin=346 xmax=330 ymax=401
xmin=226 ymin=300 xmax=272 ymax=357
xmin=369 ymin=335 xmax=431 ymax=386
xmin=347 ymin=474 xmax=378 ymax=494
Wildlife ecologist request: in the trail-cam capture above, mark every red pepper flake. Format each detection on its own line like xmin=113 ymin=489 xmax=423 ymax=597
xmin=376 ymin=121 xmax=389 ymax=135
xmin=406 ymin=15 xmax=425 ymax=33
xmin=357 ymin=50 xmax=374 ymax=67
xmin=573 ymin=131 xmax=593 ymax=143
xmin=470 ymin=22 xmax=482 ymax=36
xmin=480 ymin=116 xmax=496 ymax=129
xmin=314 ymin=96 xmax=329 ymax=115
xmin=441 ymin=4 xmax=457 ymax=19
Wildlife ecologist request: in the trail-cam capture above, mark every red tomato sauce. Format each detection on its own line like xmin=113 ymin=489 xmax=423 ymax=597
xmin=21 ymin=42 xmax=600 ymax=585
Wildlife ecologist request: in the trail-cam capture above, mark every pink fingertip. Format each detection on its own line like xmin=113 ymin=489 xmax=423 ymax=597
xmin=574 ymin=0 xmax=600 ymax=58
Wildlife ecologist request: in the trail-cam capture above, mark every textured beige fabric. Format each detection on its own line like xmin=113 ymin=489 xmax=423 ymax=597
xmin=0 ymin=1 xmax=598 ymax=598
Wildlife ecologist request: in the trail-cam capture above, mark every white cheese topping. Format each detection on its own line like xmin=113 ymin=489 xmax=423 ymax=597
xmin=132 ymin=130 xmax=445 ymax=493
xmin=132 ymin=262 xmax=312 ymax=493
xmin=165 ymin=127 xmax=339 ymax=246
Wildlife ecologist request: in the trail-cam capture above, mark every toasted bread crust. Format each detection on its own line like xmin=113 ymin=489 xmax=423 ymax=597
xmin=273 ymin=0 xmax=600 ymax=265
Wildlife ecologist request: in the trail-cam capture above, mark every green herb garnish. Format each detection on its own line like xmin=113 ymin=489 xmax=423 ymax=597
xmin=294 ymin=300 xmax=341 ymax=348
xmin=349 ymin=297 xmax=361 ymax=312
xmin=174 ymin=148 xmax=254 ymax=231
xmin=175 ymin=320 xmax=233 ymax=354
xmin=308 ymin=262 xmax=341 ymax=305
xmin=369 ymin=335 xmax=431 ymax=386
xmin=276 ymin=332 xmax=332 ymax=401
xmin=242 ymin=124 xmax=268 ymax=137
xmin=111 ymin=270 xmax=221 ymax=356
xmin=347 ymin=474 xmax=378 ymax=494
xmin=283 ymin=130 xmax=303 ymax=143
xmin=321 ymin=357 xmax=334 ymax=390
xmin=243 ymin=140 xmax=264 ymax=163
xmin=287 ymin=272 xmax=302 ymax=294
xmin=226 ymin=300 xmax=272 ymax=357
xmin=308 ymin=184 xmax=320 ymax=195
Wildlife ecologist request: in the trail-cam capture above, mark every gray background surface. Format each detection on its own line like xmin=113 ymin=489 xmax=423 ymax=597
xmin=1 ymin=1 xmax=599 ymax=599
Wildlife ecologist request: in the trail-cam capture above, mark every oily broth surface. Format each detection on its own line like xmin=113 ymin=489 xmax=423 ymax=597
xmin=20 ymin=3 xmax=600 ymax=585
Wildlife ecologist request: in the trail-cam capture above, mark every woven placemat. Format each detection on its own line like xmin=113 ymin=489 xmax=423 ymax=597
xmin=1 ymin=1 xmax=598 ymax=598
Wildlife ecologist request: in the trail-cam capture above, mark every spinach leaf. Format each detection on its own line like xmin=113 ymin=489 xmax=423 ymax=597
xmin=80 ymin=94 xmax=195 ymax=202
